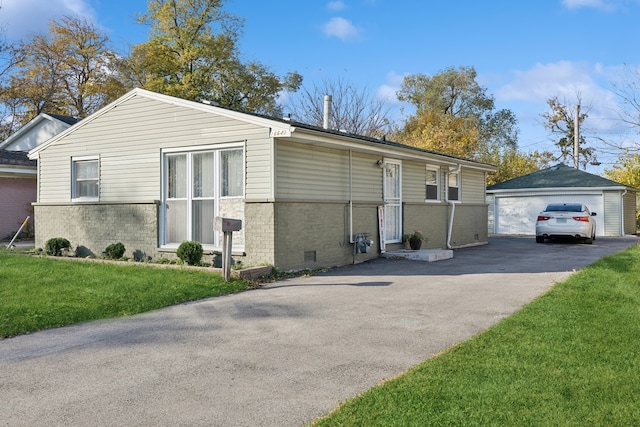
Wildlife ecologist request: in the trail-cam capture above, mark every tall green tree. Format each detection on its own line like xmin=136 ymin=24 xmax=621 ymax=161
xmin=541 ymin=96 xmax=596 ymax=170
xmin=605 ymin=152 xmax=640 ymax=225
xmin=127 ymin=0 xmax=301 ymax=115
xmin=1 ymin=16 xmax=124 ymax=124
xmin=395 ymin=66 xmax=527 ymax=181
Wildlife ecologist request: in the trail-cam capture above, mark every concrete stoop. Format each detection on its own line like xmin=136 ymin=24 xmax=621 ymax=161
xmin=381 ymin=248 xmax=453 ymax=262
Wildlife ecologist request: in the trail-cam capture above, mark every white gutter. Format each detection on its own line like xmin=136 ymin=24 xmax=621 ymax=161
xmin=446 ymin=164 xmax=461 ymax=249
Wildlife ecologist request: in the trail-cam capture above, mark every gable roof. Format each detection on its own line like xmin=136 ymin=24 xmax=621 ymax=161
xmin=0 ymin=113 xmax=79 ymax=150
xmin=487 ymin=163 xmax=634 ymax=191
xmin=28 ymin=88 xmax=496 ymax=172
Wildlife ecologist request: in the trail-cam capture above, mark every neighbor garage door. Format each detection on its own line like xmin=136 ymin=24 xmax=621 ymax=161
xmin=494 ymin=193 xmax=604 ymax=236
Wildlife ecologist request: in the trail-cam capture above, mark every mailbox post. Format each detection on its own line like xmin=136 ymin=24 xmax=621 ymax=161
xmin=215 ymin=217 xmax=242 ymax=281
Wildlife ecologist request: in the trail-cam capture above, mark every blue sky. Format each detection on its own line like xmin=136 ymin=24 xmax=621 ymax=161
xmin=3 ymin=0 xmax=640 ymax=172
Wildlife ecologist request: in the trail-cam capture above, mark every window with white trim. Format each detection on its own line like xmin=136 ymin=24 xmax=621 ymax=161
xmin=163 ymin=147 xmax=244 ymax=248
xmin=425 ymin=166 xmax=440 ymax=201
xmin=72 ymin=156 xmax=99 ymax=201
xmin=448 ymin=170 xmax=460 ymax=201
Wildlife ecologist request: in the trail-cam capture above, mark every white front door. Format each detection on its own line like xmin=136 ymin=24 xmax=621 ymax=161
xmin=383 ymin=160 xmax=402 ymax=242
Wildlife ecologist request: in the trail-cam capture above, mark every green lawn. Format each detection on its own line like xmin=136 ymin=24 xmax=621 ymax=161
xmin=314 ymin=244 xmax=640 ymax=426
xmin=0 ymin=252 xmax=247 ymax=338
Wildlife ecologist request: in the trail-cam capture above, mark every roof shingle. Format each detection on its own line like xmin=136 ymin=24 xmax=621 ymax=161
xmin=487 ymin=163 xmax=629 ymax=190
xmin=0 ymin=150 xmax=36 ymax=167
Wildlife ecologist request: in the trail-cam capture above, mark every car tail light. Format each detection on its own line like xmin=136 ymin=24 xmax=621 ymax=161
xmin=573 ymin=216 xmax=590 ymax=222
xmin=537 ymin=215 xmax=550 ymax=221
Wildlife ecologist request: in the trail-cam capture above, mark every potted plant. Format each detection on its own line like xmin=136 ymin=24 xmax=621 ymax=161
xmin=402 ymin=230 xmax=425 ymax=250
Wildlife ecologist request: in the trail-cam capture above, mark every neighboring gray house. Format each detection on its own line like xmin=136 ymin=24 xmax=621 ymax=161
xmin=0 ymin=113 xmax=78 ymax=152
xmin=0 ymin=113 xmax=78 ymax=239
xmin=487 ymin=163 xmax=638 ymax=237
xmin=29 ymin=88 xmax=496 ymax=270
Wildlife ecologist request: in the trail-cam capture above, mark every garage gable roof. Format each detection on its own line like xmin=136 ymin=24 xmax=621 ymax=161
xmin=487 ymin=163 xmax=632 ymax=191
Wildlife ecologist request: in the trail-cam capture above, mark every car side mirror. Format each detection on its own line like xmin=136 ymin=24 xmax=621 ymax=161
xmin=591 ymin=212 xmax=597 ymax=216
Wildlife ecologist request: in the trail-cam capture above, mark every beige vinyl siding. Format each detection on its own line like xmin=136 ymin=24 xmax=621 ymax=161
xmin=623 ymin=190 xmax=637 ymax=234
xmin=461 ymin=169 xmax=487 ymax=204
xmin=603 ymin=191 xmax=621 ymax=236
xmin=402 ymin=161 xmax=425 ymax=203
xmin=351 ymin=152 xmax=383 ymax=202
xmin=275 ymin=140 xmax=349 ymax=201
xmin=37 ymin=94 xmax=270 ymax=203
xmin=245 ymin=134 xmax=273 ymax=201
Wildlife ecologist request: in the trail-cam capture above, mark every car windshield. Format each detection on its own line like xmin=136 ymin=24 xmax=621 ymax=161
xmin=545 ymin=204 xmax=583 ymax=212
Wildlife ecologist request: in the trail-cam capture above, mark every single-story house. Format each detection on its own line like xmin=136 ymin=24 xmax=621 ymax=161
xmin=29 ymin=88 xmax=497 ymax=270
xmin=0 ymin=113 xmax=78 ymax=239
xmin=486 ymin=163 xmax=638 ymax=237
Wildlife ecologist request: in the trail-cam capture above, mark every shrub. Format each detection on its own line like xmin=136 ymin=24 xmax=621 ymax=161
xmin=104 ymin=242 xmax=126 ymax=259
xmin=45 ymin=237 xmax=71 ymax=256
xmin=177 ymin=241 xmax=203 ymax=265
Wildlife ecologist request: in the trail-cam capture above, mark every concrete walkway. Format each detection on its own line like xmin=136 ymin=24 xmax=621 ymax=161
xmin=1 ymin=236 xmax=637 ymax=426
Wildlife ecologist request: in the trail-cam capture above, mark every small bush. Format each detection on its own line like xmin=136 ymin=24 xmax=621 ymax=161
xmin=45 ymin=237 xmax=71 ymax=256
xmin=177 ymin=240 xmax=204 ymax=265
xmin=104 ymin=242 xmax=126 ymax=259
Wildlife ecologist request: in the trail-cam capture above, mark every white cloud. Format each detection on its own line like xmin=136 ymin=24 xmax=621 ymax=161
xmin=496 ymin=61 xmax=627 ymax=140
xmin=561 ymin=0 xmax=620 ymax=11
xmin=0 ymin=0 xmax=96 ymax=41
xmin=497 ymin=61 xmax=600 ymax=102
xmin=322 ymin=17 xmax=361 ymax=41
xmin=376 ymin=71 xmax=406 ymax=103
xmin=327 ymin=1 xmax=346 ymax=11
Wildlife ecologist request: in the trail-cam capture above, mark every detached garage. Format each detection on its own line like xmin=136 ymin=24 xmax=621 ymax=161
xmin=487 ymin=163 xmax=638 ymax=237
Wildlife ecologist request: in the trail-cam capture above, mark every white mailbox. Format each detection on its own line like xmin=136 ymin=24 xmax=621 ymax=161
xmin=216 ymin=217 xmax=242 ymax=232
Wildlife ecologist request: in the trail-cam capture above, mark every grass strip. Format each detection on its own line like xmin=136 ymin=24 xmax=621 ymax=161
xmin=314 ymin=244 xmax=640 ymax=426
xmin=0 ymin=253 xmax=247 ymax=338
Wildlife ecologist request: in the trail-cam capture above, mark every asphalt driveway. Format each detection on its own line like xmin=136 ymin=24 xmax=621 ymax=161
xmin=1 ymin=236 xmax=637 ymax=426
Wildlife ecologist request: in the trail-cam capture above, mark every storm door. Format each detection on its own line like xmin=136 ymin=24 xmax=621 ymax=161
xmin=383 ymin=160 xmax=402 ymax=242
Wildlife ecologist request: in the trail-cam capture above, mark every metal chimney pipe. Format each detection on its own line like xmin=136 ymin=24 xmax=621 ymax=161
xmin=323 ymin=95 xmax=332 ymax=129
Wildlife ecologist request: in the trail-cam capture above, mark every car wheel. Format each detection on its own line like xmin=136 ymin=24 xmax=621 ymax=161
xmin=585 ymin=236 xmax=593 ymax=244
xmin=536 ymin=236 xmax=545 ymax=243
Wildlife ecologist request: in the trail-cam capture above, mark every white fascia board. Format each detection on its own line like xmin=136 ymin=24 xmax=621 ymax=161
xmin=0 ymin=166 xmax=37 ymax=175
xmin=487 ymin=186 xmax=627 ymax=195
xmin=285 ymin=127 xmax=497 ymax=172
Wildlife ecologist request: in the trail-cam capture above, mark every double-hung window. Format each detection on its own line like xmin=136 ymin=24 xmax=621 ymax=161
xmin=72 ymin=156 xmax=99 ymax=201
xmin=448 ymin=170 xmax=460 ymax=201
xmin=163 ymin=146 xmax=244 ymax=249
xmin=425 ymin=166 xmax=440 ymax=202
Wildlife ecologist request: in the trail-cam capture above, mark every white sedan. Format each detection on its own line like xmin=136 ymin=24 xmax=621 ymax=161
xmin=535 ymin=203 xmax=597 ymax=244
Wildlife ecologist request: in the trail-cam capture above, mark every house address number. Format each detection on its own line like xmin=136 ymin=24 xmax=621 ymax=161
xmin=270 ymin=129 xmax=291 ymax=137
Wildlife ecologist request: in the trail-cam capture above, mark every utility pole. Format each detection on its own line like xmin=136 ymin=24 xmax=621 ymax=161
xmin=574 ymin=104 xmax=580 ymax=169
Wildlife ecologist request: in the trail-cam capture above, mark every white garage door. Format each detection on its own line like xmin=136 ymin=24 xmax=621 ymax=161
xmin=495 ymin=194 xmax=604 ymax=236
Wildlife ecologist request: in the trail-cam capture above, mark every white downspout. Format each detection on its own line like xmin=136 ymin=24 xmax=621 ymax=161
xmin=349 ymin=149 xmax=354 ymax=244
xmin=446 ymin=165 xmax=461 ymax=249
